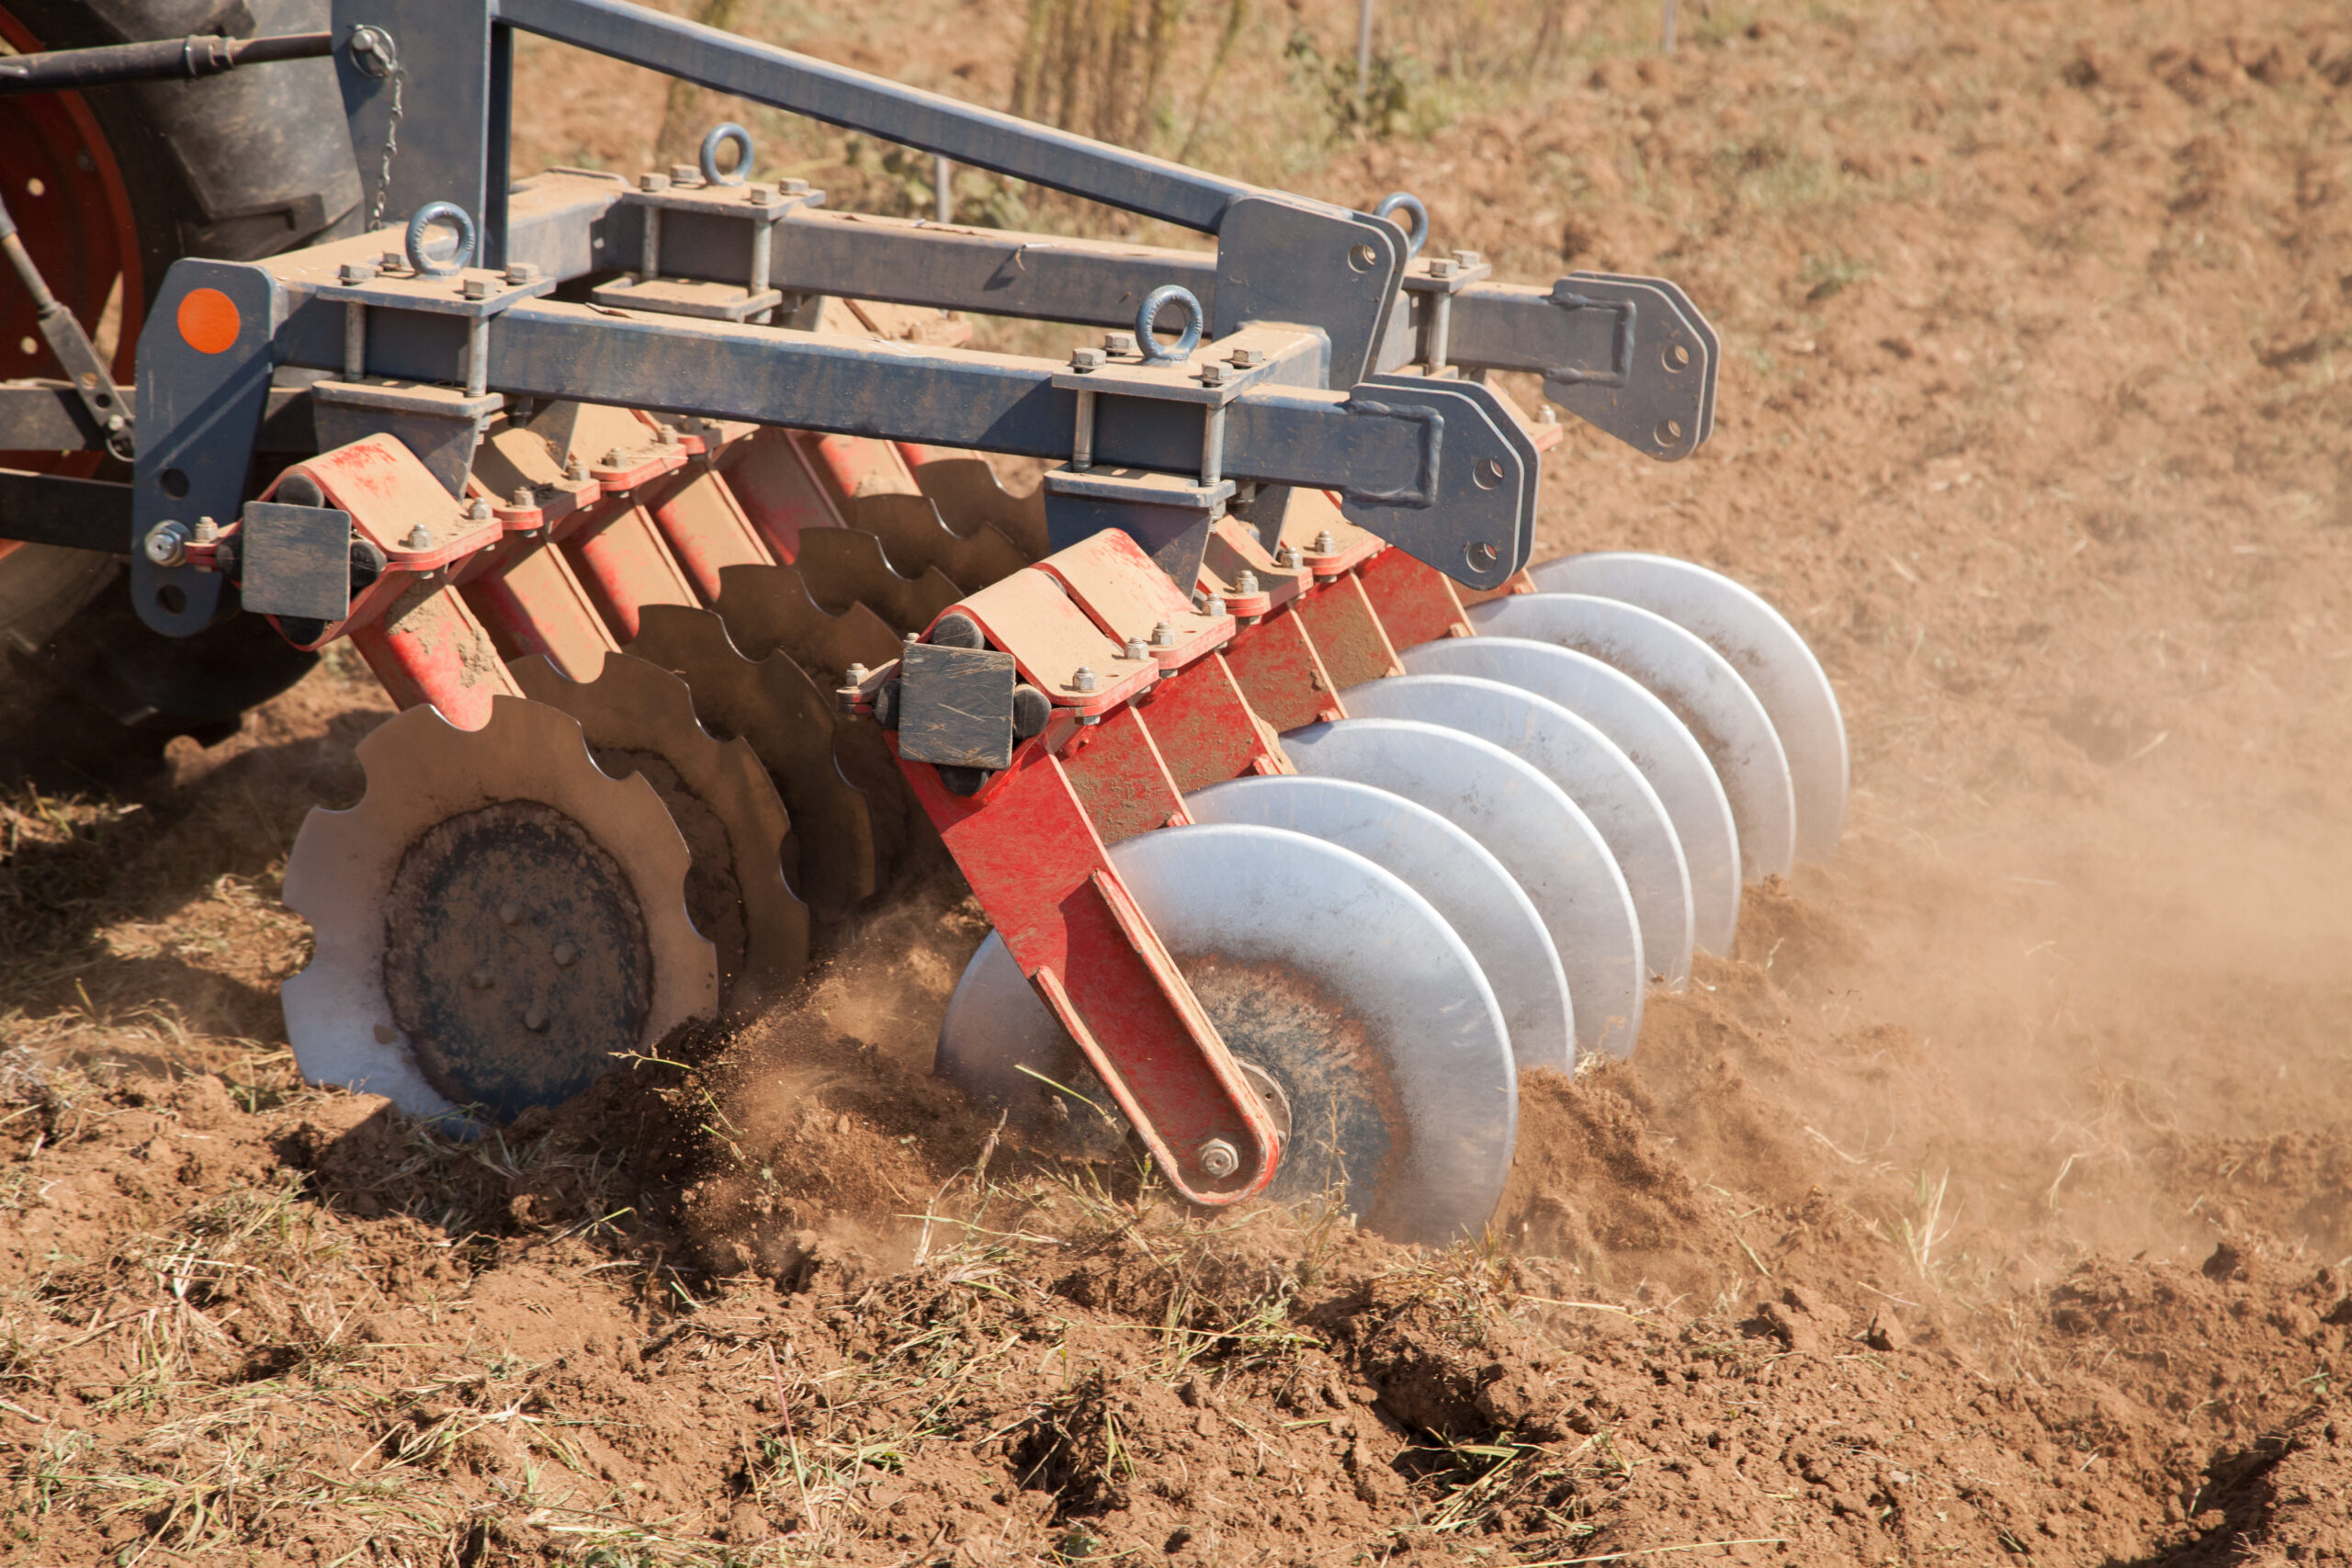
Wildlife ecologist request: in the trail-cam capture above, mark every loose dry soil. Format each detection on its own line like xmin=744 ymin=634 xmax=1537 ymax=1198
xmin=6 ymin=0 xmax=2352 ymax=1562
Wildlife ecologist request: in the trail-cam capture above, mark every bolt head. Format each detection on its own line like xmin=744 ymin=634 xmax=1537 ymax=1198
xmin=338 ymin=261 xmax=375 ymax=285
xmin=1428 ymin=257 xmax=1458 ymax=279
xmin=191 ymin=516 xmax=220 ymax=544
xmin=1234 ymin=570 xmax=1259 ymax=594
xmin=1072 ymin=665 xmax=1100 ymax=694
xmin=656 ymin=423 xmax=679 ymax=445
xmin=380 ymin=249 xmax=405 ymax=272
xmin=1123 ymin=637 xmax=1148 ymax=660
xmin=1196 ymin=1138 xmax=1241 ymax=1179
xmin=1103 ymin=331 xmax=1138 ymax=356
xmin=1069 ymin=346 xmax=1105 ymax=371
xmin=639 ymin=172 xmax=671 ymax=193
xmin=504 ymin=261 xmax=541 ymax=285
xmin=602 ymin=447 xmax=628 ymax=468
xmin=669 ymin=164 xmax=700 ymax=186
xmin=462 ymin=275 xmax=492 ymax=300
xmin=1198 ymin=361 xmax=1229 ymax=386
xmin=510 ymin=486 xmax=534 ymax=508
xmin=1278 ymin=545 xmax=1304 ymax=569
xmin=748 ymin=185 xmax=778 ymax=206
xmin=563 ymin=457 xmax=587 ymax=480
xmin=1204 ymin=594 xmax=1227 ymax=617
xmin=466 ymin=498 xmax=493 ymax=522
xmin=1151 ymin=620 xmax=1175 ymax=648
xmin=403 ymin=524 xmax=435 ymax=550
xmin=1228 ymin=346 xmax=1266 ymax=367
xmin=779 ymin=177 xmax=811 ymax=195
xmin=844 ymin=661 xmax=869 ymax=685
xmin=1452 ymin=248 xmax=1483 ymax=267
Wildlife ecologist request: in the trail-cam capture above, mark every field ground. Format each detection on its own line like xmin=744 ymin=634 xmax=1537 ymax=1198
xmin=5 ymin=0 xmax=2352 ymax=1561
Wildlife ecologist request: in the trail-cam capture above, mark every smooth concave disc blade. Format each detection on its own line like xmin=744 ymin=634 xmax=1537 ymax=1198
xmin=1187 ymin=773 xmax=1573 ymax=1072
xmin=1468 ymin=592 xmax=1796 ymax=883
xmin=1396 ymin=636 xmax=1741 ymax=956
xmin=936 ymin=823 xmax=1516 ymax=1246
xmin=1340 ymin=673 xmax=1695 ymax=990
xmin=1283 ymin=717 xmax=1645 ymax=1059
xmin=1531 ymin=553 xmax=1848 ymax=861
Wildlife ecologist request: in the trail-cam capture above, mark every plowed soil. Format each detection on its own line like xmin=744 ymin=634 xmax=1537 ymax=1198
xmin=7 ymin=0 xmax=2352 ymax=1562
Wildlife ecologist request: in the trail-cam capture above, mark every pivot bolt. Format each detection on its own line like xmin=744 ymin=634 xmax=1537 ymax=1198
xmin=510 ymin=486 xmax=534 ymax=508
xmin=1150 ymin=621 xmax=1176 ymax=648
xmin=1234 ymin=570 xmax=1259 ymax=594
xmin=1314 ymin=529 xmax=1337 ymax=554
xmin=1069 ymin=347 xmax=1105 ymax=371
xmin=552 ymin=942 xmax=579 ymax=968
xmin=466 ymin=498 xmax=493 ymax=522
xmin=1122 ymin=636 xmax=1149 ymax=660
xmin=462 ymin=275 xmax=493 ymax=300
xmin=141 ymin=520 xmax=189 ymax=568
xmin=1196 ymin=1139 xmax=1240 ymax=1179
xmin=469 ymin=966 xmax=493 ymax=990
xmin=403 ymin=524 xmax=435 ymax=550
xmin=1228 ymin=346 xmax=1266 ymax=367
xmin=504 ymin=261 xmax=540 ymax=285
xmin=1103 ymin=331 xmax=1138 ymax=356
xmin=499 ymin=900 xmax=524 ymax=926
xmin=1072 ymin=665 xmax=1100 ymax=694
xmin=523 ymin=1007 xmax=549 ymax=1032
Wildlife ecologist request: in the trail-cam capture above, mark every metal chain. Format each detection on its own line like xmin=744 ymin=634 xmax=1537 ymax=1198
xmin=367 ymin=66 xmax=407 ymax=232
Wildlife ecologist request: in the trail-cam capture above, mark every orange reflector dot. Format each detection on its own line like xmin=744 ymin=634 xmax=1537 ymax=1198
xmin=176 ymin=288 xmax=241 ymax=355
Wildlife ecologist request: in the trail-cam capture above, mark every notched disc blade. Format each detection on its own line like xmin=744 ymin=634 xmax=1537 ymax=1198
xmin=1468 ymin=592 xmax=1796 ymax=883
xmin=281 ymin=696 xmax=718 ymax=1126
xmin=1399 ymin=636 xmax=1741 ymax=956
xmin=1341 ymin=673 xmax=1694 ymax=989
xmin=1283 ymin=717 xmax=1645 ymax=1060
xmin=913 ymin=455 xmax=1049 ymax=560
xmin=854 ymin=492 xmax=1032 ymax=593
xmin=792 ymin=527 xmax=965 ymax=631
xmin=1187 ymin=773 xmax=1573 ymax=1073
xmin=711 ymin=561 xmax=903 ymax=681
xmin=625 ymin=605 xmax=888 ymax=914
xmin=511 ymin=651 xmax=808 ymax=1015
xmin=936 ymin=823 xmax=1516 ymax=1247
xmin=1530 ymin=552 xmax=1848 ymax=862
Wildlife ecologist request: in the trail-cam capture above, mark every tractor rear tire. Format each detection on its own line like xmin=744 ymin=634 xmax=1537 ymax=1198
xmin=0 ymin=0 xmax=363 ymax=784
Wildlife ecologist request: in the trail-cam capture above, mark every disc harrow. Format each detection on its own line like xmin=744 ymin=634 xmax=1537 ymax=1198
xmin=0 ymin=1 xmax=1852 ymax=1245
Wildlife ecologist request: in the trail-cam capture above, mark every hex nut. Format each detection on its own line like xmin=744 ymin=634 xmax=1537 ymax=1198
xmin=403 ymin=524 xmax=435 ymax=550
xmin=1069 ymin=346 xmax=1105 ymax=371
xmin=1151 ymin=620 xmax=1176 ymax=648
xmin=510 ymin=486 xmax=535 ymax=507
xmin=1072 ymin=665 xmax=1101 ymax=694
xmin=1234 ymin=570 xmax=1259 ymax=595
xmin=467 ymin=498 xmax=493 ymax=522
xmin=1314 ymin=529 xmax=1337 ymax=554
xmin=1196 ymin=1139 xmax=1241 ymax=1179
xmin=1123 ymin=636 xmax=1149 ymax=660
xmin=141 ymin=521 xmax=189 ymax=568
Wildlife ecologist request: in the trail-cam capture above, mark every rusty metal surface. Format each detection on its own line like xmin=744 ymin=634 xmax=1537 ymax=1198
xmin=709 ymin=561 xmax=902 ymax=679
xmin=791 ymin=525 xmax=964 ymax=629
xmin=625 ymin=604 xmax=885 ymax=913
xmin=510 ymin=651 xmax=809 ymax=1014
xmin=282 ymin=696 xmax=717 ymax=1124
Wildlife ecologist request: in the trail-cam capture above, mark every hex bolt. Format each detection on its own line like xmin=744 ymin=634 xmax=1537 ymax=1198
xmin=1428 ymin=257 xmax=1459 ymax=279
xmin=1453 ymin=248 xmax=1483 ymax=267
xmin=1072 ymin=666 xmax=1100 ymax=694
xmin=338 ymin=261 xmax=375 ymax=285
xmin=1314 ymin=529 xmax=1337 ymax=554
xmin=1103 ymin=331 xmax=1138 ymax=356
xmin=780 ymin=177 xmax=811 ymax=195
xmin=191 ymin=516 xmax=220 ymax=545
xmin=603 ymin=447 xmax=628 ymax=468
xmin=510 ymin=486 xmax=534 ymax=508
xmin=564 ymin=456 xmax=588 ymax=481
xmin=1196 ymin=1139 xmax=1241 ymax=1179
xmin=669 ymin=164 xmax=700 ymax=186
xmin=1203 ymin=594 xmax=1227 ymax=617
xmin=1198 ymin=360 xmax=1229 ymax=387
xmin=142 ymin=520 xmax=189 ymax=568
xmin=639 ymin=172 xmax=671 ymax=192
xmin=844 ymin=661 xmax=869 ymax=686
xmin=498 ymin=900 xmax=524 ymax=926
xmin=504 ymin=261 xmax=540 ymax=285
xmin=402 ymin=524 xmax=435 ymax=550
xmin=462 ymin=275 xmax=492 ymax=300
xmin=1234 ymin=570 xmax=1258 ymax=595
xmin=1069 ymin=346 xmax=1104 ymax=371
xmin=552 ymin=942 xmax=579 ymax=968
xmin=466 ymin=498 xmax=493 ymax=523
xmin=1151 ymin=621 xmax=1176 ymax=648
xmin=1123 ymin=636 xmax=1149 ymax=660
xmin=469 ymin=966 xmax=493 ymax=990
xmin=656 ymin=423 xmax=679 ymax=446
xmin=1228 ymin=346 xmax=1266 ymax=367
xmin=379 ymin=249 xmax=404 ymax=272
xmin=749 ymin=185 xmax=778 ymax=206
xmin=1278 ymin=544 xmax=1304 ymax=570
xmin=523 ymin=1007 xmax=550 ymax=1032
